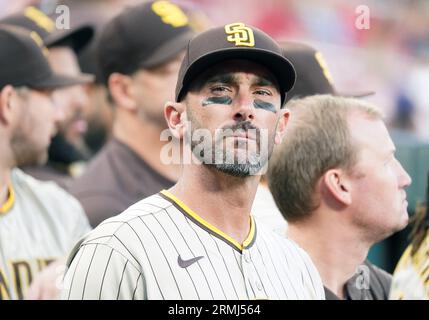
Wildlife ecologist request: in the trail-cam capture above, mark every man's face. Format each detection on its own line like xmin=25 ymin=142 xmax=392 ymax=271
xmin=11 ymin=89 xmax=59 ymax=166
xmin=183 ymin=59 xmax=284 ymax=177
xmin=347 ymin=112 xmax=412 ymax=241
xmin=48 ymin=47 xmax=90 ymax=145
xmin=131 ymin=52 xmax=185 ymax=127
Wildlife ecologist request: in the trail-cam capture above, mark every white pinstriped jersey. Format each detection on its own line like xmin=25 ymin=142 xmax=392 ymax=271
xmin=61 ymin=190 xmax=325 ymax=300
xmin=252 ymin=184 xmax=288 ymax=237
xmin=390 ymin=231 xmax=429 ymax=300
xmin=0 ymin=169 xmax=91 ymax=300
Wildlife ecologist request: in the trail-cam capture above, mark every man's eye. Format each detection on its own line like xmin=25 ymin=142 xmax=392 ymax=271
xmin=211 ymin=86 xmax=230 ymax=93
xmin=254 ymin=89 xmax=271 ymax=96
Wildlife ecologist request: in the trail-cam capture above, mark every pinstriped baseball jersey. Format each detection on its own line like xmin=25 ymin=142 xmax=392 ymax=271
xmin=0 ymin=168 xmax=91 ymax=300
xmin=61 ymin=190 xmax=325 ymax=300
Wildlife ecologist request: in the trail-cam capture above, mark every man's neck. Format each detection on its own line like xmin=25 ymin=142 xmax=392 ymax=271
xmin=288 ymin=214 xmax=371 ymax=299
xmin=170 ymin=164 xmax=260 ymax=245
xmin=0 ymin=166 xmax=12 ymax=209
xmin=113 ymin=113 xmax=181 ymax=182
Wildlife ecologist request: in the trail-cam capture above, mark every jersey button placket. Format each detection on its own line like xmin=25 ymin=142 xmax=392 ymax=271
xmin=242 ymin=249 xmax=254 ymax=298
xmin=243 ymin=250 xmax=251 ymax=264
xmin=247 ymin=248 xmax=267 ymax=298
xmin=256 ymin=280 xmax=263 ymax=292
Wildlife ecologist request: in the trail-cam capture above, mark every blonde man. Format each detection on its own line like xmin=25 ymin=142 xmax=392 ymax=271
xmin=268 ymin=95 xmax=411 ymax=299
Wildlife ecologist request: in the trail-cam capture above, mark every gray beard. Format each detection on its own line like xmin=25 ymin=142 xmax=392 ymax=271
xmin=186 ymin=111 xmax=274 ymax=177
xmin=210 ymin=161 xmax=265 ymax=177
xmin=190 ymin=137 xmax=270 ymax=177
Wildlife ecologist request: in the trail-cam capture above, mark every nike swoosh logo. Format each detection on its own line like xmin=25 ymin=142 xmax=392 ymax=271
xmin=177 ymin=255 xmax=204 ymax=268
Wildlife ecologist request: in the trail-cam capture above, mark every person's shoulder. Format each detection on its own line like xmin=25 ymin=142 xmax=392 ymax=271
xmin=255 ymin=218 xmax=309 ymax=259
xmin=13 ymin=168 xmax=80 ymax=206
xmin=76 ymin=193 xmax=173 ymax=259
xmin=67 ymin=144 xmax=123 ymax=216
xmin=69 ymin=144 xmax=114 ymax=190
xmin=128 ymin=192 xmax=173 ymax=213
xmin=83 ymin=193 xmax=173 ymax=241
xmin=254 ymin=218 xmax=325 ymax=298
xmin=12 ymin=168 xmax=88 ymax=235
xmin=260 ymin=220 xmax=320 ymax=269
xmin=69 ymin=139 xmax=138 ymax=199
xmin=365 ymin=260 xmax=392 ymax=284
xmin=255 ymin=218 xmax=292 ymax=245
xmin=352 ymin=260 xmax=392 ymax=299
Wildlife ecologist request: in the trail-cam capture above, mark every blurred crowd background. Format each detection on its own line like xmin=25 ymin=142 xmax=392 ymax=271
xmin=1 ymin=0 xmax=428 ymax=273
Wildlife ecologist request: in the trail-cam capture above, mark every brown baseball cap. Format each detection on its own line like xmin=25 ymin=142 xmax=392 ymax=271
xmin=1 ymin=6 xmax=94 ymax=86
xmin=0 ymin=6 xmax=93 ymax=53
xmin=0 ymin=25 xmax=92 ymax=90
xmin=175 ymin=22 xmax=296 ymax=104
xmin=281 ymin=41 xmax=374 ymax=102
xmin=97 ymin=0 xmax=195 ymax=85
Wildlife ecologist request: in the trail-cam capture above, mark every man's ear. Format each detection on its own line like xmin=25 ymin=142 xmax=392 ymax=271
xmin=0 ymin=85 xmax=15 ymax=125
xmin=108 ymin=73 xmax=137 ymax=111
xmin=322 ymin=169 xmax=352 ymax=206
xmin=274 ymin=107 xmax=290 ymax=145
xmin=164 ymin=101 xmax=186 ymax=139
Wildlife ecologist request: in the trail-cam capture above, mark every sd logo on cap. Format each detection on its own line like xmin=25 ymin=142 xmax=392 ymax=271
xmin=225 ymin=22 xmax=255 ymax=47
xmin=175 ymin=22 xmax=296 ymax=105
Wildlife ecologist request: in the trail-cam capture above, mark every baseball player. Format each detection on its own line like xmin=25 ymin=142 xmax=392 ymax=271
xmin=0 ymin=25 xmax=91 ymax=300
xmin=390 ymin=173 xmax=429 ymax=299
xmin=69 ymin=0 xmax=195 ymax=227
xmin=1 ymin=6 xmax=94 ymax=188
xmin=61 ymin=23 xmax=325 ymax=300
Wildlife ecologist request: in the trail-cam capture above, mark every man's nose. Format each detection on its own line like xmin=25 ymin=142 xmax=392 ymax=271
xmin=73 ymin=85 xmax=90 ymax=113
xmin=53 ymin=103 xmax=65 ymax=125
xmin=232 ymin=92 xmax=255 ymax=122
xmin=397 ymin=159 xmax=412 ymax=189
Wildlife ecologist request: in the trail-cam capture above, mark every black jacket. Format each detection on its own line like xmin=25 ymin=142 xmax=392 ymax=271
xmin=324 ymin=260 xmax=392 ymax=300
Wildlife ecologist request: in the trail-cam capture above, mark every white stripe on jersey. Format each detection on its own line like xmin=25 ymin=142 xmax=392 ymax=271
xmin=62 ymin=191 xmax=325 ymax=300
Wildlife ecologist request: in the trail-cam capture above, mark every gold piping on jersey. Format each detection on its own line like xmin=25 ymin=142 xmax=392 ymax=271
xmin=0 ymin=183 xmax=15 ymax=215
xmin=160 ymin=190 xmax=256 ymax=252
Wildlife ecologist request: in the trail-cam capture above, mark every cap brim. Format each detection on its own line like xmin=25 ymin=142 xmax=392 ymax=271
xmin=45 ymin=25 xmax=94 ymax=53
xmin=178 ymin=47 xmax=296 ymax=102
xmin=31 ymin=72 xmax=94 ymax=90
xmin=140 ymin=30 xmax=194 ymax=68
xmin=334 ymin=90 xmax=375 ymax=98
